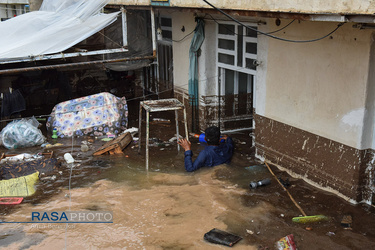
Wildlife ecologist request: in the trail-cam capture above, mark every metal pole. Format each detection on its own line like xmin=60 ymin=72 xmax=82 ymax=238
xmin=0 ymin=55 xmax=155 ymax=75
xmin=150 ymin=7 xmax=157 ymax=57
xmin=183 ymin=107 xmax=189 ymax=142
xmin=138 ymin=102 xmax=143 ymax=153
xmin=121 ymin=7 xmax=128 ymax=47
xmin=0 ymin=48 xmax=128 ymax=65
xmin=146 ymin=110 xmax=150 ymax=170
xmin=175 ymin=110 xmax=180 ymax=151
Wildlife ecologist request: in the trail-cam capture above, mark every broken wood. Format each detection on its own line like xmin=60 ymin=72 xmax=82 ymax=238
xmin=93 ymin=132 xmax=132 ymax=156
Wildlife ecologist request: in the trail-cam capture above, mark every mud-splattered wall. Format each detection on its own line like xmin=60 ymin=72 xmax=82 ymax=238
xmin=253 ymin=19 xmax=375 ymax=204
xmin=255 ymin=114 xmax=375 ymax=204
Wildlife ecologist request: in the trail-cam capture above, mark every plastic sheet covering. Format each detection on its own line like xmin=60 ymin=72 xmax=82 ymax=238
xmin=0 ymin=171 xmax=39 ymax=197
xmin=46 ymin=92 xmax=128 ymax=138
xmin=0 ymin=0 xmax=119 ymax=60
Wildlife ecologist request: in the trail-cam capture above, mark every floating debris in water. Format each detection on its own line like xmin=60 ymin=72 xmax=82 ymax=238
xmin=341 ymin=215 xmax=352 ymax=229
xmin=81 ymin=144 xmax=89 ymax=152
xmin=246 ymin=229 xmax=254 ymax=235
xmin=326 ymin=232 xmax=335 ymax=237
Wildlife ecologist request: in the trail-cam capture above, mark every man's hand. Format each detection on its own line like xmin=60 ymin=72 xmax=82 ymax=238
xmin=221 ymin=134 xmax=228 ymax=141
xmin=178 ymin=138 xmax=191 ymax=151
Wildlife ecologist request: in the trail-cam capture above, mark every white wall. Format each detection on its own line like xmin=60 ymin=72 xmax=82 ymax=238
xmin=171 ymin=12 xmax=195 ymax=92
xmin=256 ymin=19 xmax=374 ymax=149
xmin=255 ymin=21 xmax=270 ymax=115
xmin=198 ymin=19 xmax=217 ymax=97
xmin=170 ymin=13 xmax=218 ymax=102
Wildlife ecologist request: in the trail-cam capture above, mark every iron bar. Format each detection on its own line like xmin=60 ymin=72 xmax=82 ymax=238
xmin=0 ymin=55 xmax=155 ymax=75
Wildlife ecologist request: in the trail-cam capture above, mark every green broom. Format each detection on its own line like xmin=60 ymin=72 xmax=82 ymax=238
xmin=264 ymin=162 xmax=329 ymax=223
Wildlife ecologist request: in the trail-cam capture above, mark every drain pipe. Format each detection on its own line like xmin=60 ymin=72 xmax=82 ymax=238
xmin=150 ymin=7 xmax=157 ymax=57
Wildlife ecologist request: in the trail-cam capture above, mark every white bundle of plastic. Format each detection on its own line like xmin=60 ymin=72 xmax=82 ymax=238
xmin=1 ymin=117 xmax=46 ymax=149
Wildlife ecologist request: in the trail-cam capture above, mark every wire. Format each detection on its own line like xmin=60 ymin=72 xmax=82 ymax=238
xmin=164 ymin=28 xmax=196 ymax=43
xmin=204 ymin=13 xmax=296 ymax=36
xmin=202 ymin=0 xmax=344 ymax=43
xmin=264 ymin=19 xmax=296 ymax=35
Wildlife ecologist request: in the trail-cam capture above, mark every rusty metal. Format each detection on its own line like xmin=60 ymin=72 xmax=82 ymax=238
xmin=0 ymin=48 xmax=129 ymax=65
xmin=0 ymin=55 xmax=155 ymax=75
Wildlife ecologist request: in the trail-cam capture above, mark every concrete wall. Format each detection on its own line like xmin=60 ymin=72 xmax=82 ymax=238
xmin=198 ymin=20 xmax=217 ymax=98
xmin=28 ymin=0 xmax=42 ymax=11
xmin=169 ymin=12 xmax=221 ymax=98
xmin=256 ymin=20 xmax=374 ymax=150
xmin=254 ymin=18 xmax=375 ymax=203
xmin=109 ymin=0 xmax=375 ymax=15
xmin=197 ymin=19 xmax=219 ymax=130
xmin=170 ymin=12 xmax=194 ymax=93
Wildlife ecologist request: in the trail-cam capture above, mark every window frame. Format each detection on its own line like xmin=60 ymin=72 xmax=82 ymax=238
xmin=216 ymin=21 xmax=258 ymax=76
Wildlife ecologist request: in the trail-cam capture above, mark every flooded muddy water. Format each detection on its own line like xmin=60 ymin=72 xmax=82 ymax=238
xmin=1 ymin=121 xmax=375 ymax=249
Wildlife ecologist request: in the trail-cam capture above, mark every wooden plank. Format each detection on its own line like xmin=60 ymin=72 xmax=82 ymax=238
xmin=93 ymin=132 xmax=132 ymax=156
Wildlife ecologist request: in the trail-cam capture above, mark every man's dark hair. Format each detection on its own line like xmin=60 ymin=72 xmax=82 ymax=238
xmin=205 ymin=126 xmax=221 ymax=145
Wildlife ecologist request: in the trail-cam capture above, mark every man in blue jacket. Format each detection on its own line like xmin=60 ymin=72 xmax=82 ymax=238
xmin=177 ymin=126 xmax=234 ymax=172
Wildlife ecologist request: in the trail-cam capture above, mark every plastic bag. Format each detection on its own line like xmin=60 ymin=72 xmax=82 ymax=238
xmin=0 ymin=171 xmax=39 ymax=197
xmin=1 ymin=117 xmax=46 ymax=149
xmin=276 ymin=234 xmax=297 ymax=250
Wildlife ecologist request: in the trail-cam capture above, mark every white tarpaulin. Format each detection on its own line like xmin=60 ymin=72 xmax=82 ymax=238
xmin=0 ymin=0 xmax=119 ymax=61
